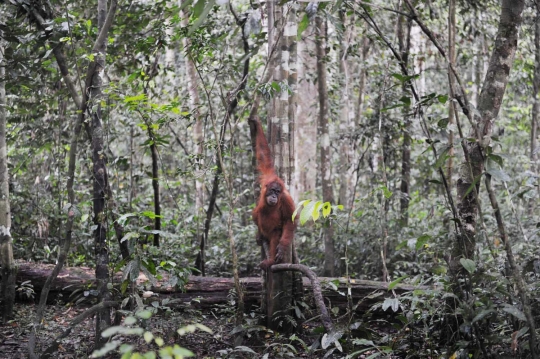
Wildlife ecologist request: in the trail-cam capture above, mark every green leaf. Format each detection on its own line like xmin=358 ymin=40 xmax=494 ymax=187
xmin=292 ymin=200 xmax=310 ymax=222
xmin=502 ymin=305 xmax=526 ymax=322
xmin=433 ymin=147 xmax=450 ymax=169
xmin=297 ymin=13 xmax=309 ymax=39
xmin=322 ymin=202 xmax=332 ymax=217
xmin=189 ymin=0 xmax=216 ymax=35
xmin=487 ymin=168 xmax=511 ymax=182
xmin=488 ymin=154 xmax=504 ymax=167
xmin=191 ymin=0 xmax=206 ymax=20
xmin=388 ymin=276 xmax=408 ymax=290
xmin=437 ymin=94 xmax=448 ymax=104
xmin=300 ymin=200 xmax=316 ymax=225
xmin=379 ymin=185 xmax=392 ymax=199
xmin=382 ymin=298 xmax=400 ymax=312
xmin=312 ymin=201 xmax=323 ymax=221
xmin=472 ymin=309 xmax=495 ymax=324
xmin=124 ymin=94 xmax=146 ymax=103
xmin=415 ymin=234 xmax=430 ymax=250
xmin=136 ymin=310 xmax=153 ymax=319
xmin=91 ymin=341 xmax=120 ymax=357
xmin=460 ymin=258 xmax=476 ymax=274
xmin=399 ymin=96 xmax=411 ymax=107
xmin=179 ymin=0 xmax=194 ymax=11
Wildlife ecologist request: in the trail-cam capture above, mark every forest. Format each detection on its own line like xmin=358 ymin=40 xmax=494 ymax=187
xmin=0 ymin=0 xmax=538 ymax=358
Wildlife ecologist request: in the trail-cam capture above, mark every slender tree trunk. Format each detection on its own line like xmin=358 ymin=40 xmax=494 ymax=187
xmin=90 ymin=0 xmax=116 ymax=348
xmin=263 ymin=0 xmax=298 ymax=332
xmin=453 ymin=0 xmax=524 ymax=265
xmin=294 ymin=21 xmax=317 ymax=198
xmin=532 ymin=2 xmax=540 ymax=163
xmin=181 ymin=2 xmax=205 ymax=257
xmin=149 ymin=128 xmax=161 ymax=247
xmin=268 ymin=1 xmax=295 ymax=186
xmin=338 ymin=12 xmax=355 ymax=208
xmin=447 ymin=0 xmax=456 ymax=188
xmin=397 ymin=9 xmax=412 ymax=227
xmin=0 ymin=43 xmax=16 ymax=322
xmin=316 ymin=13 xmax=335 ymax=277
xmin=355 ymin=37 xmax=370 ymax=128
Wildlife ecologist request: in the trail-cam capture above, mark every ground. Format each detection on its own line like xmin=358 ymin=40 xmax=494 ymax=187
xmin=0 ymin=301 xmax=365 ymax=358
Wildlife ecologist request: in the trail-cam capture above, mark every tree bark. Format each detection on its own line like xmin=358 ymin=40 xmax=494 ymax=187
xmin=0 ymin=42 xmax=17 ymax=322
xmin=454 ymin=0 xmax=525 ymax=265
xmin=447 ymin=0 xmax=456 ymax=189
xmin=90 ymin=0 xmax=117 ymax=348
xmin=262 ymin=0 xmax=299 ymax=333
xmin=315 ymin=13 xmax=335 ymax=277
xmin=181 ymin=1 xmax=205 ymax=264
xmin=532 ymin=1 xmax=540 ymax=163
xmin=397 ymin=8 xmax=412 ymax=227
xmin=148 ymin=127 xmax=161 ymax=247
xmin=294 ymin=20 xmax=317 ymax=198
xmin=337 ymin=11 xmax=355 ymax=209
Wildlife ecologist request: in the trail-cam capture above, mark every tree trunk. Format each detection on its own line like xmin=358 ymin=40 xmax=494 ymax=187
xmin=181 ymin=2 xmax=205 ymax=267
xmin=355 ymin=37 xmax=370 ymax=128
xmin=90 ymin=0 xmax=115 ymax=348
xmin=315 ymin=13 xmax=335 ymax=277
xmin=264 ymin=0 xmax=298 ymax=332
xmin=453 ymin=0 xmax=524 ymax=267
xmin=16 ymin=261 xmax=422 ymax=313
xmin=447 ymin=0 xmax=456 ymax=188
xmin=267 ymin=1 xmax=296 ymax=187
xmin=0 ymin=42 xmax=17 ymax=322
xmin=294 ymin=20 xmax=317 ymax=198
xmin=532 ymin=1 xmax=540 ymax=163
xmin=397 ymin=9 xmax=412 ymax=227
xmin=337 ymin=12 xmax=355 ymax=208
xmin=149 ymin=128 xmax=161 ymax=247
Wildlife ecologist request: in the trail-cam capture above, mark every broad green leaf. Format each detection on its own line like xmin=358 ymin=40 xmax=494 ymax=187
xmin=460 ymin=258 xmax=476 ymax=274
xmin=388 ymin=276 xmax=408 ymax=290
xmin=415 ymin=234 xmax=431 ymax=250
xmin=189 ymin=0 xmax=216 ymax=35
xmin=144 ymin=331 xmax=154 ymax=343
xmin=488 ymin=154 xmax=504 ymax=167
xmin=192 ymin=0 xmax=206 ymax=20
xmin=300 ymin=200 xmax=316 ymax=225
xmin=292 ymin=200 xmax=310 ymax=221
xmin=136 ymin=310 xmax=153 ymax=319
xmin=433 ymin=147 xmax=450 ymax=169
xmin=322 ymin=202 xmax=332 ymax=217
xmin=472 ymin=309 xmax=495 ymax=323
xmin=502 ymin=305 xmax=526 ymax=322
xmin=437 ymin=94 xmax=448 ymax=104
xmin=487 ymin=168 xmax=511 ymax=182
xmin=382 ymin=298 xmax=400 ymax=312
xmin=312 ymin=201 xmax=323 ymax=221
xmin=124 ymin=93 xmax=146 ymax=103
xmin=91 ymin=341 xmax=120 ymax=357
xmin=297 ymin=13 xmax=309 ymax=39
xmin=379 ymin=185 xmax=392 ymax=199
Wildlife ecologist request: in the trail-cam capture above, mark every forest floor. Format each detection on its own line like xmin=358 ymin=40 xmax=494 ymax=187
xmin=0 ymin=301 xmax=377 ymax=358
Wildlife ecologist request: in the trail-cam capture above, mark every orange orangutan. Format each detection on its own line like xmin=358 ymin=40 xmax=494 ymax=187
xmin=250 ymin=117 xmax=296 ymax=270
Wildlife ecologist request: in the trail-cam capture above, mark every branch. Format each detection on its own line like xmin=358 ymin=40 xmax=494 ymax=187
xmin=271 ymin=264 xmax=334 ymax=333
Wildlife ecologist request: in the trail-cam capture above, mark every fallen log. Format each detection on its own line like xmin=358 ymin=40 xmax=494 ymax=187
xmin=15 ymin=261 xmax=425 ymax=312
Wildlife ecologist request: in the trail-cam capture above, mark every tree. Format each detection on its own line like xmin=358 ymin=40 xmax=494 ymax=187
xmin=0 ymin=40 xmax=17 ymax=322
xmin=315 ymin=9 xmax=335 ymax=277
